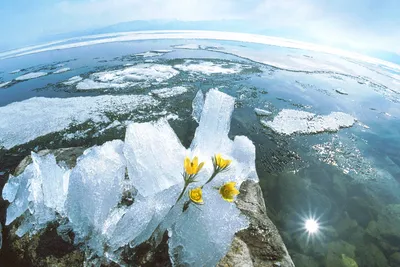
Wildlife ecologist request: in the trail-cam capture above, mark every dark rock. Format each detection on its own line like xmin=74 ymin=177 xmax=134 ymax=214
xmin=355 ymin=243 xmax=388 ymax=267
xmin=389 ymin=252 xmax=400 ymax=267
xmin=326 ymin=240 xmax=357 ymax=267
xmin=218 ymin=180 xmax=294 ymax=267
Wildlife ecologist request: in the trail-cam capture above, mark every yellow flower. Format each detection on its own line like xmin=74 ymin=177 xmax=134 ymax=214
xmin=219 ymin=182 xmax=240 ymax=202
xmin=214 ymin=154 xmax=232 ymax=170
xmin=184 ymin=156 xmax=204 ymax=175
xmin=189 ymin=187 xmax=204 ymax=204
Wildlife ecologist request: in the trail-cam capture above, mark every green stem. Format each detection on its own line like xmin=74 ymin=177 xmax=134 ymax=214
xmin=176 ymin=183 xmax=189 ymax=204
xmin=201 ymin=171 xmax=218 ymax=188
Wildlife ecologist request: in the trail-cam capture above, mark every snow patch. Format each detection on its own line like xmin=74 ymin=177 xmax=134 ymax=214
xmin=261 ymin=109 xmax=356 ymax=135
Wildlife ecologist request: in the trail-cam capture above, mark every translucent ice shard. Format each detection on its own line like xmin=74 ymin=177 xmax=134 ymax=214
xmin=124 ymin=119 xmax=185 ymax=197
xmin=261 ymin=109 xmax=356 ymax=135
xmin=66 ymin=140 xmax=126 ymax=240
xmin=3 ymin=165 xmax=33 ymax=225
xmin=191 ymin=90 xmax=204 ymax=123
xmin=168 ymin=187 xmax=249 ymax=267
xmin=107 ymin=184 xmax=181 ymax=249
xmin=190 ymin=89 xmax=235 ymax=158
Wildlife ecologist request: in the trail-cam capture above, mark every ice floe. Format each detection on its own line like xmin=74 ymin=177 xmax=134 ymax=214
xmin=254 ymin=108 xmax=272 ymax=116
xmin=174 ymin=61 xmax=243 ymax=75
xmin=174 ymin=44 xmax=201 ymax=49
xmin=63 ymin=76 xmax=83 ymax=85
xmin=0 ymin=95 xmax=159 ymax=149
xmin=261 ymin=109 xmax=356 ymax=135
xmin=135 ymin=51 xmax=163 ymax=57
xmin=15 ymin=72 xmax=47 ymax=81
xmin=76 ymin=64 xmax=179 ymax=90
xmin=10 ymin=69 xmax=21 ymax=74
xmin=3 ymin=89 xmax=258 ymax=266
xmin=0 ymin=81 xmax=11 ymax=88
xmin=151 ymin=86 xmax=188 ymax=98
xmin=53 ymin=67 xmax=71 ymax=74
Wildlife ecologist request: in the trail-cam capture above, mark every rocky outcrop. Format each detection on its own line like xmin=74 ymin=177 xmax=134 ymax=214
xmin=2 ymin=147 xmax=294 ymax=267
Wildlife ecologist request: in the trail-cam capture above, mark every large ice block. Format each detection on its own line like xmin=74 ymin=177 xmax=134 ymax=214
xmin=66 ymin=140 xmax=126 ymax=238
xmin=190 ymin=89 xmax=235 ymax=158
xmin=124 ymin=119 xmax=186 ymax=197
xmin=168 ymin=186 xmax=249 ymax=267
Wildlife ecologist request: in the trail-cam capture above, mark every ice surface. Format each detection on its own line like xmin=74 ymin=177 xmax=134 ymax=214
xmin=0 ymin=94 xmax=158 ymax=149
xmin=15 ymin=72 xmax=47 ymax=81
xmin=63 ymin=76 xmax=83 ymax=85
xmin=124 ymin=119 xmax=186 ymax=197
xmin=53 ymin=67 xmax=71 ymax=74
xmin=151 ymin=86 xmax=188 ymax=98
xmin=174 ymin=61 xmax=242 ymax=75
xmin=254 ymin=107 xmax=272 ymax=116
xmin=261 ymin=109 xmax=356 ymax=135
xmin=66 ymin=140 xmax=126 ymax=242
xmin=75 ymin=64 xmax=178 ymax=90
xmin=0 ymin=81 xmax=11 ymax=88
xmin=191 ymin=89 xmax=204 ymax=123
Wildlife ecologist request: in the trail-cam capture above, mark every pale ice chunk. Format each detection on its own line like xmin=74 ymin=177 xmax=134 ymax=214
xmin=15 ymin=72 xmax=47 ymax=81
xmin=66 ymin=140 xmax=126 ymax=238
xmin=124 ymin=119 xmax=186 ymax=197
xmin=261 ymin=109 xmax=357 ymax=135
xmin=30 ymin=152 xmax=67 ymax=215
xmin=63 ymin=75 xmax=83 ymax=85
xmin=2 ymin=174 xmax=19 ymax=202
xmin=190 ymin=89 xmax=235 ymax=158
xmin=135 ymin=51 xmax=163 ymax=57
xmin=107 ymin=184 xmax=181 ymax=249
xmin=10 ymin=69 xmax=21 ymax=74
xmin=76 ymin=64 xmax=179 ymax=90
xmin=0 ymin=81 xmax=11 ymax=88
xmin=231 ymin=136 xmax=258 ymax=182
xmin=53 ymin=67 xmax=71 ymax=74
xmin=191 ymin=90 xmax=204 ymax=123
xmin=168 ymin=187 xmax=249 ymax=267
xmin=254 ymin=107 xmax=272 ymax=116
xmin=3 ymin=165 xmax=33 ymax=225
xmin=0 ymin=94 xmax=158 ymax=149
xmin=174 ymin=61 xmax=242 ymax=75
xmin=151 ymin=86 xmax=188 ymax=98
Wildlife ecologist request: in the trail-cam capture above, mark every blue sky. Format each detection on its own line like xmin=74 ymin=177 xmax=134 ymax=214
xmin=1 ymin=0 xmax=399 ymax=56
